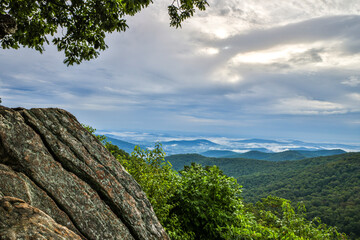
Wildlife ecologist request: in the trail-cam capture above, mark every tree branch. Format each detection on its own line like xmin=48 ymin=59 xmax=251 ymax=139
xmin=0 ymin=14 xmax=17 ymax=39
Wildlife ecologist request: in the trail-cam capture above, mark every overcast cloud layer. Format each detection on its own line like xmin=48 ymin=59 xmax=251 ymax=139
xmin=1 ymin=0 xmax=359 ymax=143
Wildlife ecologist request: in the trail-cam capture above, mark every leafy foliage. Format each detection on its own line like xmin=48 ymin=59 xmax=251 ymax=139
xmin=234 ymin=196 xmax=344 ymax=240
xmin=169 ymin=163 xmax=243 ymax=240
xmin=102 ymin=141 xmax=189 ymax=239
xmin=123 ymin=143 xmax=179 ymax=224
xmin=168 ymin=0 xmax=209 ymax=28
xmin=1 ymin=0 xmax=208 ymax=65
xmin=81 ymin=124 xmax=107 ymax=143
xmin=83 ymin=126 xmax=347 ymax=239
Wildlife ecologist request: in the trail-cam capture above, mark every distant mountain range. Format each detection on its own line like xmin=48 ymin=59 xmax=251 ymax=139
xmin=106 ymin=137 xmax=220 ymax=154
xmin=201 ymin=149 xmax=346 ymax=161
xmin=163 ymin=139 xmax=218 ymax=146
xmin=104 ymin=133 xmax=360 ymax=156
xmin=234 ymin=138 xmax=284 ymax=144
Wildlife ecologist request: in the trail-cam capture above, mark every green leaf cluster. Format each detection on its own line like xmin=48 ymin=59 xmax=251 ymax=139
xmin=169 ymin=163 xmax=243 ymax=239
xmin=123 ymin=143 xmax=180 ymax=224
xmin=168 ymin=0 xmax=208 ymax=28
xmin=1 ymin=0 xmax=208 ymax=65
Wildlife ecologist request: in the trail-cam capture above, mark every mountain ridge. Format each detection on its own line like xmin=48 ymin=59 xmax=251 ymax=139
xmin=104 ymin=133 xmax=359 ymax=155
xmin=202 ymin=149 xmax=346 ymax=160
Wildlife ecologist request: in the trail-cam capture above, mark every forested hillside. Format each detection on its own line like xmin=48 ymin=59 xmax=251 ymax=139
xmin=166 ymin=152 xmax=360 ymax=239
xmin=238 ymin=153 xmax=360 ymax=239
xmin=166 ymin=153 xmax=275 ymax=176
xmin=85 ymin=127 xmax=348 ymax=239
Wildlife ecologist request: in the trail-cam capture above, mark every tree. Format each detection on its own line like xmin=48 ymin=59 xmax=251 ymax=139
xmin=0 ymin=0 xmax=208 ymax=65
xmin=169 ymin=163 xmax=243 ymax=240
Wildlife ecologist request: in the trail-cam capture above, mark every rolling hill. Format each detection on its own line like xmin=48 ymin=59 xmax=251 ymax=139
xmin=166 ymin=152 xmax=360 ymax=239
xmin=106 ymin=137 xmax=137 ymax=153
xmin=238 ymin=153 xmax=360 ymax=239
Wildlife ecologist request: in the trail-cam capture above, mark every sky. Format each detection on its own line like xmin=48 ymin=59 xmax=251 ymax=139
xmin=1 ymin=0 xmax=360 ymax=143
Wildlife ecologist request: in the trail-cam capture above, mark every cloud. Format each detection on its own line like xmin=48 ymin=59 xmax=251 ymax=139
xmin=342 ymin=76 xmax=360 ymax=86
xmin=197 ymin=47 xmax=220 ymax=55
xmin=348 ymin=93 xmax=360 ymax=100
xmin=289 ymin=48 xmax=323 ymax=64
xmin=269 ymin=97 xmax=348 ymax=115
xmin=189 ymin=0 xmax=360 ymax=40
xmin=209 ymin=15 xmax=360 ymax=67
xmin=350 ymin=120 xmax=360 ymax=125
xmin=230 ymin=43 xmax=324 ymax=65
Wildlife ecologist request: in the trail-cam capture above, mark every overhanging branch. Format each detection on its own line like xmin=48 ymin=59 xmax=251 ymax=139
xmin=0 ymin=14 xmax=17 ymax=39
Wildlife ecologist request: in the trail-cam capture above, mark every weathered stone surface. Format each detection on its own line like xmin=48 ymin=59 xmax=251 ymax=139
xmin=0 ymin=106 xmax=169 ymax=240
xmin=0 ymin=164 xmax=83 ymax=237
xmin=0 ymin=196 xmax=82 ymax=239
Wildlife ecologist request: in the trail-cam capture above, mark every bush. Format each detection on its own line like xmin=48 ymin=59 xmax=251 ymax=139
xmin=169 ymin=163 xmax=242 ymax=240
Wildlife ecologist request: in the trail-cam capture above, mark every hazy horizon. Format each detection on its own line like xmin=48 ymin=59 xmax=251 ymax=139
xmin=99 ymin=129 xmax=360 ymax=149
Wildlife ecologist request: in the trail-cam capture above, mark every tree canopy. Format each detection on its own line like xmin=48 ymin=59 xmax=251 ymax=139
xmin=0 ymin=0 xmax=208 ymax=65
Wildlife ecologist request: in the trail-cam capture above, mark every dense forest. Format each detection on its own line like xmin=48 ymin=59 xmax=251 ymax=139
xmin=84 ymin=125 xmax=352 ymax=239
xmin=166 ymin=152 xmax=360 ymax=239
xmin=238 ymin=153 xmax=360 ymax=239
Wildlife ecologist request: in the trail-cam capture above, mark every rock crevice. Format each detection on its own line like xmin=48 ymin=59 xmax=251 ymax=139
xmin=0 ymin=162 xmax=85 ymax=238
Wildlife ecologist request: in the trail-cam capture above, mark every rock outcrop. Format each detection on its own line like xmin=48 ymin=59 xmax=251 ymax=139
xmin=0 ymin=106 xmax=169 ymax=240
xmin=0 ymin=196 xmax=82 ymax=239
